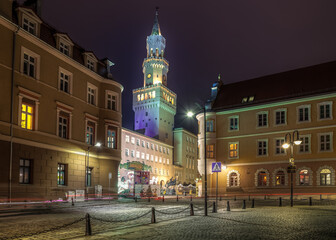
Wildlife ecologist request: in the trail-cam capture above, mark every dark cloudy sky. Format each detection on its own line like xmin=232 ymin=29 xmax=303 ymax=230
xmin=39 ymin=0 xmax=336 ymax=134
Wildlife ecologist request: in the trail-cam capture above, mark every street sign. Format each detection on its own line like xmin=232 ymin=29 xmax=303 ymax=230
xmin=212 ymin=162 xmax=221 ymax=172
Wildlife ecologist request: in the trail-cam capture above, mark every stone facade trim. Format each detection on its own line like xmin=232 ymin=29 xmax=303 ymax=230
xmin=255 ymin=168 xmax=270 ymax=187
xmin=226 ymin=169 xmax=240 ymax=187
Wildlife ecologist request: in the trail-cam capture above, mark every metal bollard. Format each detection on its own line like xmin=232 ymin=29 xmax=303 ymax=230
xmin=309 ymin=197 xmax=312 ymax=206
xmin=279 ymin=197 xmax=282 ymax=207
xmin=234 ymin=195 xmax=236 ymax=201
xmin=251 ymin=199 xmax=255 ymax=208
xmin=190 ymin=196 xmax=192 ymax=202
xmin=151 ymin=207 xmax=156 ymax=223
xmin=212 ymin=202 xmax=217 ymax=213
xmin=85 ymin=213 xmax=92 ymax=236
xmin=148 ymin=197 xmax=150 ymax=202
xmin=71 ymin=197 xmax=74 ymax=206
xmin=190 ymin=203 xmax=194 ymax=216
xmin=162 ymin=195 xmax=164 ymax=202
xmin=242 ymin=200 xmax=246 ymax=209
xmin=177 ymin=195 xmax=179 ymax=202
xmin=135 ymin=196 xmax=137 ymax=202
xmin=226 ymin=201 xmax=230 ymax=211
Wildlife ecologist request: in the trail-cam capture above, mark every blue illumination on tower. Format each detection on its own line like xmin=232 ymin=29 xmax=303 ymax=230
xmin=132 ymin=7 xmax=176 ymax=145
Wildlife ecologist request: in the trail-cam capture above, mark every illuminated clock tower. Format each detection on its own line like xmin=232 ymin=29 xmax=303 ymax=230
xmin=133 ymin=7 xmax=176 ymax=145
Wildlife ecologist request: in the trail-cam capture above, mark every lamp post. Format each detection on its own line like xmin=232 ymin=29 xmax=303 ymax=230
xmin=187 ymin=103 xmax=208 ymax=216
xmin=85 ymin=142 xmax=101 ymax=199
xmin=282 ymin=130 xmax=302 ymax=207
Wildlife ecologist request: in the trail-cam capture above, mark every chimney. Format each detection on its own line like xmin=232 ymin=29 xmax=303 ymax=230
xmin=104 ymin=59 xmax=114 ymax=79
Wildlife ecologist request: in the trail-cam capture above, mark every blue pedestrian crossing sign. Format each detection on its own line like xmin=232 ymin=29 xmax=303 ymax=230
xmin=212 ymin=162 xmax=221 ymax=172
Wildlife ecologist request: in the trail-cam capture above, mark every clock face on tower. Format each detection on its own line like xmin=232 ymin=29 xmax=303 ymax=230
xmin=147 ymin=73 xmax=152 ymax=79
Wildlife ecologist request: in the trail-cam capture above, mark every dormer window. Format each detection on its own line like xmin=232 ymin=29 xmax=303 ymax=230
xmin=83 ymin=52 xmax=98 ymax=72
xmin=23 ymin=17 xmax=36 ymax=35
xmin=54 ymin=34 xmax=74 ymax=57
xmin=87 ymin=59 xmax=95 ymax=71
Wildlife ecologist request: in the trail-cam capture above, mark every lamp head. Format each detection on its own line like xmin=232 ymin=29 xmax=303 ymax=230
xmin=294 ymin=140 xmax=302 ymax=145
xmin=187 ymin=111 xmax=194 ymax=118
xmin=282 ymin=143 xmax=290 ymax=149
xmin=95 ymin=142 xmax=102 ymax=147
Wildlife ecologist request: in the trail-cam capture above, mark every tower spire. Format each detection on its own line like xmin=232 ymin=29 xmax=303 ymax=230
xmin=151 ymin=7 xmax=161 ymax=35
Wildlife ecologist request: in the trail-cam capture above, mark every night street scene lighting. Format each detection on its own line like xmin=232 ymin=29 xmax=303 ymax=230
xmin=1 ymin=0 xmax=336 ymax=239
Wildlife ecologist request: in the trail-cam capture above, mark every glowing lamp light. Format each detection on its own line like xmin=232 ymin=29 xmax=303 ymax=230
xmin=95 ymin=142 xmax=102 ymax=147
xmin=294 ymin=140 xmax=302 ymax=145
xmin=222 ymin=165 xmax=227 ymax=170
xmin=187 ymin=111 xmax=194 ymax=118
xmin=282 ymin=143 xmax=290 ymax=149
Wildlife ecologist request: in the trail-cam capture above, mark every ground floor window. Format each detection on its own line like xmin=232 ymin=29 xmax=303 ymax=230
xmin=87 ymin=167 xmax=93 ymax=187
xmin=19 ymin=159 xmax=31 ymax=184
xmin=57 ymin=163 xmax=66 ymax=185
xmin=320 ymin=169 xmax=331 ymax=185
xmin=299 ymin=170 xmax=309 ymax=185
xmin=258 ymin=171 xmax=267 ymax=186
xmin=229 ymin=172 xmax=238 ymax=187
xmin=275 ymin=171 xmax=285 ymax=186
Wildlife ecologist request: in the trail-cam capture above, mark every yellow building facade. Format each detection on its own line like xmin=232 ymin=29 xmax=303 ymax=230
xmin=0 ymin=2 xmax=123 ymax=200
xmin=198 ymin=62 xmax=336 ymax=196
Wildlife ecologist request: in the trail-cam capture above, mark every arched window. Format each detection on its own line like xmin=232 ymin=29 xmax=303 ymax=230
xmin=299 ymin=170 xmax=309 ymax=185
xmin=258 ymin=171 xmax=267 ymax=186
xmin=275 ymin=171 xmax=285 ymax=186
xmin=230 ymin=172 xmax=238 ymax=187
xmin=320 ymin=169 xmax=331 ymax=186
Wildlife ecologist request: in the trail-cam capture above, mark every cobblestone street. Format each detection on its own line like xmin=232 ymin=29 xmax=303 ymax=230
xmin=1 ymin=198 xmax=336 ymax=239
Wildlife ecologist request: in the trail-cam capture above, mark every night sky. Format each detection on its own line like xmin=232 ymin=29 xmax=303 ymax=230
xmin=39 ymin=0 xmax=336 ymax=134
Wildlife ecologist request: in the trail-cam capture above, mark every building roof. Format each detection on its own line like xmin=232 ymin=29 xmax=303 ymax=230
xmin=151 ymin=7 xmax=161 ymax=36
xmin=212 ymin=61 xmax=336 ymax=111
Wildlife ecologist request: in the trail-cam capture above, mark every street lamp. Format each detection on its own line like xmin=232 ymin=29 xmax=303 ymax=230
xmin=86 ymin=142 xmax=101 ymax=199
xmin=187 ymin=103 xmax=208 ymax=216
xmin=282 ymin=130 xmax=301 ymax=207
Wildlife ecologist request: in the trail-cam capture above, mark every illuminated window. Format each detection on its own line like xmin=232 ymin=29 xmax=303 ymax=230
xmin=320 ymin=169 xmax=331 ymax=186
xmin=275 ymin=171 xmax=285 ymax=186
xmin=206 ymin=144 xmax=215 ymax=158
xmin=131 ymin=137 xmax=135 ymax=144
xmin=299 ymin=170 xmax=309 ymax=185
xmin=319 ymin=102 xmax=332 ymax=120
xmin=163 ymin=158 xmax=165 ymax=164
xmin=151 ymin=155 xmax=154 ymax=161
xmin=319 ymin=133 xmax=332 ymax=151
xmin=19 ymin=159 xmax=31 ymax=184
xmin=167 ymin=159 xmax=169 ymax=165
xmin=106 ymin=91 xmax=117 ymax=111
xmin=275 ymin=139 xmax=285 ymax=154
xmin=141 ymin=152 xmax=145 ymax=159
xmin=146 ymin=154 xmax=150 ymax=161
xmin=22 ymin=17 xmax=36 ymax=35
xmin=299 ymin=136 xmax=310 ymax=153
xmin=275 ymin=109 xmax=286 ymax=125
xmin=257 ymin=140 xmax=267 ymax=156
xmin=229 ymin=116 xmax=239 ymax=131
xmin=167 ymin=170 xmax=169 ymax=176
xmin=206 ymin=120 xmax=214 ymax=132
xmin=298 ymin=105 xmax=310 ymax=122
xmin=159 ymin=157 xmax=162 ymax=163
xmin=257 ymin=112 xmax=268 ymax=127
xmin=57 ymin=163 xmax=66 ymax=185
xmin=258 ymin=171 xmax=267 ymax=186
xmin=136 ymin=151 xmax=140 ymax=158
xmin=107 ymin=128 xmax=116 ymax=149
xmin=155 ymin=156 xmax=158 ymax=162
xmin=137 ymin=95 xmax=140 ymax=101
xmin=229 ymin=172 xmax=238 ymax=187
xmin=86 ymin=121 xmax=95 ymax=145
xmin=152 ymin=91 xmax=156 ymax=98
xmin=21 ymin=103 xmax=34 ymax=130
xmin=125 ymin=135 xmax=130 ymax=143
xmin=58 ymin=114 xmax=69 ymax=139
xmin=229 ymin=143 xmax=238 ymax=158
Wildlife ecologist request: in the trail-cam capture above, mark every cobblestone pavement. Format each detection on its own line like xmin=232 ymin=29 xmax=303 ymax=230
xmin=1 ymin=198 xmax=336 ymax=239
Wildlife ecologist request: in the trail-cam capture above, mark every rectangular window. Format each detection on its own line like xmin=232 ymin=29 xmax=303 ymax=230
xmin=141 ymin=152 xmax=145 ymax=159
xmin=275 ymin=139 xmax=285 ymax=154
xmin=151 ymin=143 xmax=154 ymax=150
xmin=151 ymin=155 xmax=154 ymax=161
xmin=19 ymin=159 xmax=31 ymax=184
xmin=298 ymin=106 xmax=310 ymax=122
xmin=137 ymin=139 xmax=140 ymax=146
xmin=87 ymin=59 xmax=95 ymax=71
xmin=320 ymin=133 xmax=332 ymax=151
xmin=206 ymin=144 xmax=215 ymax=158
xmin=167 ymin=148 xmax=170 ymax=154
xmin=23 ymin=17 xmax=36 ymax=35
xmin=131 ymin=137 xmax=135 ymax=144
xmin=131 ymin=150 xmax=135 ymax=157
xmin=125 ymin=148 xmax=129 ymax=156
xmin=155 ymin=156 xmax=158 ymax=162
xmin=299 ymin=136 xmax=310 ymax=153
xmin=59 ymin=41 xmax=70 ymax=56
xmin=229 ymin=143 xmax=238 ymax=158
xmin=147 ymin=142 xmax=150 ymax=148
xmin=87 ymin=85 xmax=96 ymax=105
xmin=86 ymin=167 xmax=93 ymax=187
xmin=167 ymin=159 xmax=170 ymax=165
xmin=159 ymin=146 xmax=162 ymax=152
xmin=229 ymin=116 xmax=239 ymax=130
xmin=57 ymin=163 xmax=66 ymax=185
xmin=60 ymin=71 xmax=70 ymax=93
xmin=106 ymin=92 xmax=117 ymax=111
xmin=142 ymin=141 xmax=145 ymax=147
xmin=159 ymin=157 xmax=162 ymax=163
xmin=155 ymin=145 xmax=158 ymax=151
xmin=107 ymin=129 xmax=116 ymax=149
xmin=257 ymin=112 xmax=268 ymax=127
xmin=275 ymin=110 xmax=286 ymax=125
xmin=125 ymin=135 xmax=130 ymax=142
xmin=258 ymin=140 xmax=267 ymax=156
xmin=23 ymin=53 xmax=36 ymax=78
xmin=21 ymin=103 xmax=34 ymax=130
xmin=319 ymin=102 xmax=332 ymax=120
xmin=206 ymin=120 xmax=214 ymax=132
xmin=58 ymin=114 xmax=68 ymax=139
xmin=136 ymin=151 xmax=140 ymax=158
xmin=146 ymin=154 xmax=150 ymax=161
xmin=86 ymin=121 xmax=95 ymax=145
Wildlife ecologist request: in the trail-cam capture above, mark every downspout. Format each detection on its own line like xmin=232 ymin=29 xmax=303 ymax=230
xmin=9 ymin=25 xmax=19 ymax=203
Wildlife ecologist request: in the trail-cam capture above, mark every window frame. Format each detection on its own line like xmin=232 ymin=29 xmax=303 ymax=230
xmin=228 ymin=116 xmax=239 ymax=131
xmin=18 ymin=87 xmax=40 ymax=131
xmin=318 ymin=132 xmax=333 ymax=152
xmin=318 ymin=101 xmax=333 ymax=121
xmin=257 ymin=139 xmax=268 ymax=157
xmin=256 ymin=111 xmax=268 ymax=128
xmin=19 ymin=159 xmax=32 ymax=184
xmin=57 ymin=163 xmax=67 ymax=186
xmin=105 ymin=90 xmax=118 ymax=111
xmin=21 ymin=46 xmax=40 ymax=80
xmin=274 ymin=108 xmax=287 ymax=126
xmin=228 ymin=142 xmax=239 ymax=159
xmin=297 ymin=104 xmax=311 ymax=123
xmin=298 ymin=134 xmax=311 ymax=154
xmin=275 ymin=138 xmax=286 ymax=155
xmin=58 ymin=67 xmax=73 ymax=94
xmin=87 ymin=82 xmax=98 ymax=106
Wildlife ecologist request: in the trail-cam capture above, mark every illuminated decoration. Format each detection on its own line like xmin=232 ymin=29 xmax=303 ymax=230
xmin=147 ymin=73 xmax=152 ymax=79
xmin=21 ymin=103 xmax=33 ymax=130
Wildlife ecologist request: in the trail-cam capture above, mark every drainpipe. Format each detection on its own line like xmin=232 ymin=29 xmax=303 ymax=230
xmin=9 ymin=26 xmax=19 ymax=203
